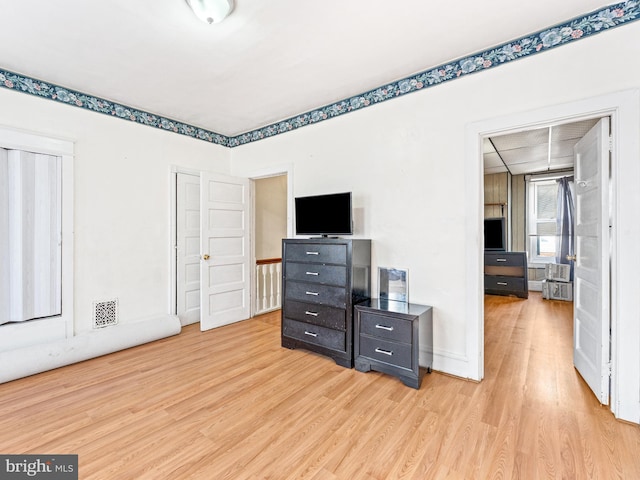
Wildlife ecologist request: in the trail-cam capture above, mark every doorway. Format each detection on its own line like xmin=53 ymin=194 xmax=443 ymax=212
xmin=172 ymin=169 xmax=289 ymax=327
xmin=466 ymin=90 xmax=640 ymax=422
xmin=253 ymin=174 xmax=287 ymax=315
xmin=482 ymin=117 xmax=608 ymax=402
xmin=171 ymin=168 xmax=251 ymax=331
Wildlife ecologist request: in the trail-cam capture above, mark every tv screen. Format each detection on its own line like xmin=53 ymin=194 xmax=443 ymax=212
xmin=484 ymin=217 xmax=506 ymax=251
xmin=295 ymin=192 xmax=353 ymax=236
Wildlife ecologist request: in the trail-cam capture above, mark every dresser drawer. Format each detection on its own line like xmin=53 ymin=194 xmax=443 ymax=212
xmin=285 ymin=281 xmax=346 ymax=308
xmin=284 ymin=243 xmax=347 ymax=265
xmin=283 ymin=300 xmax=346 ymax=330
xmin=358 ymin=336 xmax=412 ymax=370
xmin=283 ymin=318 xmax=346 ymax=352
xmin=485 ymin=275 xmax=525 ymax=292
xmin=285 ymin=262 xmax=347 ymax=286
xmin=358 ymin=311 xmax=412 ymax=343
xmin=484 ymin=253 xmax=526 ymax=267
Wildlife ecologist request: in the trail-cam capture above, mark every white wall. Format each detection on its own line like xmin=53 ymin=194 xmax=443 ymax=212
xmin=0 ymin=89 xmax=231 ymax=335
xmin=254 ymin=175 xmax=287 ymax=259
xmin=231 ymin=22 xmax=640 ymax=392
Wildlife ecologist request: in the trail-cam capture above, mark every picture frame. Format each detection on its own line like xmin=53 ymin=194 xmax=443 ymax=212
xmin=377 ymin=267 xmax=409 ymax=303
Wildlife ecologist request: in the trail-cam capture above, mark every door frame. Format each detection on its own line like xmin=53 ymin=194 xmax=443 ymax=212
xmin=231 ymin=163 xmax=294 ymax=317
xmin=170 ymin=163 xmax=293 ymax=321
xmin=464 ymin=90 xmax=640 ymax=423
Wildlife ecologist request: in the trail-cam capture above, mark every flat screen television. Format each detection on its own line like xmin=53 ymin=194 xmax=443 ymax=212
xmin=295 ymin=192 xmax=353 ymax=236
xmin=484 ymin=217 xmax=506 ymax=251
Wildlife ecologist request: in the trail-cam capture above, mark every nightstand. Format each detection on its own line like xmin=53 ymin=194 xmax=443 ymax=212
xmin=354 ymin=299 xmax=433 ymax=389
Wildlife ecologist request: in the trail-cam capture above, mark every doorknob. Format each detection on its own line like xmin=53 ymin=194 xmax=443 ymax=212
xmin=566 ymin=254 xmax=576 ymax=261
xmin=202 ymin=254 xmax=210 ymax=260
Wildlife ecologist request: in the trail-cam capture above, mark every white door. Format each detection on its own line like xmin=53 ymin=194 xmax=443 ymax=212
xmin=176 ymin=173 xmax=201 ymax=326
xmin=200 ymin=172 xmax=251 ymax=331
xmin=573 ymin=118 xmax=610 ymax=404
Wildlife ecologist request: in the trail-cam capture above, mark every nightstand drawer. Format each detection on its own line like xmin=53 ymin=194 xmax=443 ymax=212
xmin=285 ymin=262 xmax=347 ymax=286
xmin=285 ymin=281 xmax=346 ymax=308
xmin=283 ymin=300 xmax=346 ymax=330
xmin=485 ymin=275 xmax=525 ymax=292
xmin=358 ymin=311 xmax=412 ymax=343
xmin=359 ymin=336 xmax=412 ymax=370
xmin=283 ymin=319 xmax=346 ymax=352
xmin=284 ymin=243 xmax=347 ymax=265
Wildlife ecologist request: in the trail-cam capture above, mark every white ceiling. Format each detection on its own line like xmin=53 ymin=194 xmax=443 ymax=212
xmin=0 ymin=1 xmax=610 ymax=138
xmin=484 ymin=118 xmax=601 ymax=175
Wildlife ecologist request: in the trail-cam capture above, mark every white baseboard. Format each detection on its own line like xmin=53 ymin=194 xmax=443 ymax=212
xmin=420 ymin=346 xmax=471 ymax=380
xmin=0 ymin=316 xmax=67 ymax=352
xmin=0 ymin=315 xmax=181 ymax=384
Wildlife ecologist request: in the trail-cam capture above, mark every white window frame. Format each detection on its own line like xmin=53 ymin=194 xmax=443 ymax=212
xmin=0 ymin=126 xmax=74 ymax=346
xmin=526 ymin=174 xmax=563 ymax=264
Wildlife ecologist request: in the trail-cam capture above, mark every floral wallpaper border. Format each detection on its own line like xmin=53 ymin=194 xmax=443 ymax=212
xmin=1 ymin=1 xmax=638 ymax=149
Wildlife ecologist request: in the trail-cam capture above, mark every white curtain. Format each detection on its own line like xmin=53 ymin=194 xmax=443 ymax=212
xmin=0 ymin=148 xmax=62 ymax=325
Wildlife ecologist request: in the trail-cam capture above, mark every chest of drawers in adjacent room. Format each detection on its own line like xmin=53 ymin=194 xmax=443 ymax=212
xmin=484 ymin=251 xmax=528 ymax=299
xmin=281 ymin=238 xmax=371 ymax=368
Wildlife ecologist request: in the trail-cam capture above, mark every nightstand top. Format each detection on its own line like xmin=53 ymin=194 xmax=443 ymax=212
xmin=357 ymin=299 xmax=432 ymax=316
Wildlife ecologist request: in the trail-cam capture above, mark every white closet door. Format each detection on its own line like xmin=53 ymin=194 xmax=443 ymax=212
xmin=176 ymin=173 xmax=201 ymax=326
xmin=0 ymin=148 xmax=9 ymax=323
xmin=2 ymin=150 xmax=61 ymax=324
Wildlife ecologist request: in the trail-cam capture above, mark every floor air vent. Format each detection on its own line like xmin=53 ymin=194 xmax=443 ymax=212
xmin=93 ymin=299 xmax=119 ymax=328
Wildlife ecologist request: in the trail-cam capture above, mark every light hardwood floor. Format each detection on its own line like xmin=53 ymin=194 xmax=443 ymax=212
xmin=1 ymin=293 xmax=639 ymax=479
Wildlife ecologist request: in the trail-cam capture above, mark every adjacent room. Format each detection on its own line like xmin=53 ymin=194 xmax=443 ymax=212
xmin=1 ymin=0 xmax=639 ymax=478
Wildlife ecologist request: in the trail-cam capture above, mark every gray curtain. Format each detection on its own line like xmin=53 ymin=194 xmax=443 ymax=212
xmin=555 ymin=176 xmax=575 ymax=279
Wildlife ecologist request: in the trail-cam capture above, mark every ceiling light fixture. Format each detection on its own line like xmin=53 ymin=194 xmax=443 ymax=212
xmin=185 ymin=0 xmax=234 ymax=24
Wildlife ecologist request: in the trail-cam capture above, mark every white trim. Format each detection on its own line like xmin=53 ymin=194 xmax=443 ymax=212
xmin=0 ymin=125 xmax=74 ymax=157
xmin=231 ymin=163 xmax=294 ymax=238
xmin=0 ymin=126 xmax=74 ymax=344
xmin=466 ymin=89 xmax=640 ymax=424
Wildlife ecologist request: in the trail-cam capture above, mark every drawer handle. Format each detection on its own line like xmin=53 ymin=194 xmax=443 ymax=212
xmin=305 ymin=251 xmax=319 ymax=255
xmin=304 ymin=331 xmax=318 ymax=337
xmin=496 ymin=258 xmax=507 ymax=262
xmin=305 ymin=291 xmax=319 ymax=296
xmin=375 ymin=348 xmax=393 ymax=356
xmin=497 ymin=282 xmax=508 ymax=286
xmin=305 ymin=311 xmax=318 ymax=317
xmin=375 ymin=324 xmax=394 ymax=331
xmin=305 ymin=271 xmax=319 ymax=276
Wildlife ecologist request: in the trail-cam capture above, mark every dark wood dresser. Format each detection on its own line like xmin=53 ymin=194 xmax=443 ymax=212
xmin=281 ymin=238 xmax=371 ymax=367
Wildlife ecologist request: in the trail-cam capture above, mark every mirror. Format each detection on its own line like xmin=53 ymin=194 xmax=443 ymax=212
xmin=378 ymin=267 xmax=409 ymax=303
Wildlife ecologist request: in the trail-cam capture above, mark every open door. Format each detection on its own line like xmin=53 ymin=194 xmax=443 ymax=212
xmin=573 ymin=118 xmax=610 ymax=404
xmin=200 ymin=172 xmax=251 ymax=331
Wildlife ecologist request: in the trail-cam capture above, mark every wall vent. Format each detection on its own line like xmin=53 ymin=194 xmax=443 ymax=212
xmin=92 ymin=299 xmax=119 ymax=328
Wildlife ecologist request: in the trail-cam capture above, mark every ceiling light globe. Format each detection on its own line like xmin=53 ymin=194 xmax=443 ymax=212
xmin=185 ymin=0 xmax=234 ymax=24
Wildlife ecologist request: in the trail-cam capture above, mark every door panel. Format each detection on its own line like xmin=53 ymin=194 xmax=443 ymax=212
xmin=573 ymin=118 xmax=610 ymax=404
xmin=176 ymin=173 xmax=201 ymax=326
xmin=200 ymin=172 xmax=251 ymax=331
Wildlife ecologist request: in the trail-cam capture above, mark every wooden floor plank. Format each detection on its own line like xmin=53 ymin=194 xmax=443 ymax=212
xmin=0 ymin=293 xmax=638 ymax=479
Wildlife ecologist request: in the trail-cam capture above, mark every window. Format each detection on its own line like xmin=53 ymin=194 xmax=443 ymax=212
xmin=527 ymin=177 xmax=559 ymax=263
